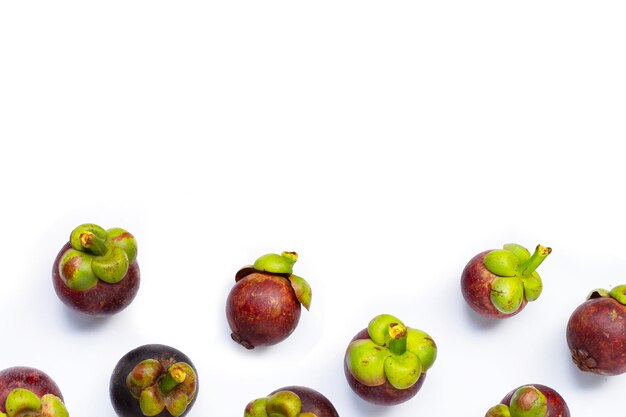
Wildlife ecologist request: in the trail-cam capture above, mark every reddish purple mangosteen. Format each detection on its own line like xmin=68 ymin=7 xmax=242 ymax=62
xmin=226 ymin=251 xmax=311 ymax=349
xmin=245 ymin=386 xmax=339 ymax=417
xmin=567 ymin=285 xmax=626 ymax=375
xmin=110 ymin=344 xmax=198 ymax=417
xmin=0 ymin=366 xmax=68 ymax=416
xmin=343 ymin=314 xmax=437 ymax=406
xmin=485 ymin=384 xmax=570 ymax=417
xmin=461 ymin=243 xmax=551 ymax=319
xmin=52 ymin=223 xmax=140 ymax=316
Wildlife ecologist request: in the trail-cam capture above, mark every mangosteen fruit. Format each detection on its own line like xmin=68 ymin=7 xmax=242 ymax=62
xmin=461 ymin=243 xmax=551 ymax=319
xmin=245 ymin=386 xmax=339 ymax=417
xmin=343 ymin=314 xmax=436 ymax=405
xmin=566 ymin=285 xmax=626 ymax=375
xmin=110 ymin=344 xmax=198 ymax=417
xmin=52 ymin=223 xmax=140 ymax=316
xmin=226 ymin=251 xmax=311 ymax=349
xmin=0 ymin=366 xmax=68 ymax=417
xmin=485 ymin=384 xmax=570 ymax=417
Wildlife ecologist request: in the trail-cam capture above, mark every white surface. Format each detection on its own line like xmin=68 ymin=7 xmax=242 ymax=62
xmin=1 ymin=2 xmax=626 ymax=416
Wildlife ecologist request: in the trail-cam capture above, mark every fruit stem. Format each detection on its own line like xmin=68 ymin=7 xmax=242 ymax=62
xmin=519 ymin=244 xmax=551 ymax=277
xmin=79 ymin=231 xmax=109 ymax=256
xmin=159 ymin=364 xmax=187 ymax=394
xmin=386 ymin=322 xmax=408 ymax=355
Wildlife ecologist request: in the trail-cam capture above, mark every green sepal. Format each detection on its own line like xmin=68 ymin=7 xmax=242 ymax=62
xmin=288 ymin=274 xmax=312 ymax=310
xmin=107 ymin=227 xmax=138 ymax=264
xmin=490 ymin=277 xmax=524 ymax=314
xmin=299 ymin=413 xmax=317 ymax=417
xmin=367 ymin=314 xmax=404 ymax=346
xmin=5 ymin=388 xmax=42 ymax=417
xmin=139 ymin=386 xmax=165 ymax=417
xmin=244 ymin=398 xmax=269 ymax=417
xmin=253 ymin=252 xmax=297 ymax=274
xmin=59 ymin=249 xmax=98 ymax=291
xmin=609 ymin=285 xmax=626 ymax=305
xmin=70 ymin=223 xmax=107 ymax=253
xmin=92 ymin=246 xmax=129 ymax=284
xmin=587 ymin=288 xmax=610 ymax=300
xmin=41 ymin=394 xmax=69 ymax=417
xmin=502 ymin=243 xmax=531 ymax=263
xmin=126 ymin=359 xmax=163 ymax=399
xmin=484 ymin=249 xmax=519 ymax=277
xmin=164 ymin=391 xmax=188 ymax=417
xmin=485 ymin=404 xmax=512 ymax=417
xmin=509 ymin=386 xmax=547 ymax=417
xmin=406 ymin=328 xmax=437 ymax=371
xmin=383 ymin=351 xmax=421 ymax=389
xmin=521 ymin=271 xmax=543 ymax=302
xmin=266 ymin=391 xmax=302 ymax=417
xmin=345 ymin=339 xmax=388 ymax=386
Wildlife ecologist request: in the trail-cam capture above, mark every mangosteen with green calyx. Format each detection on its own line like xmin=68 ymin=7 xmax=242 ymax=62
xmin=461 ymin=243 xmax=551 ymax=319
xmin=227 ymin=251 xmax=312 ymax=349
xmin=53 ymin=223 xmax=140 ymax=316
xmin=0 ymin=367 xmax=68 ymax=417
xmin=488 ymin=384 xmax=570 ymax=417
xmin=343 ymin=314 xmax=436 ymax=405
xmin=110 ymin=344 xmax=198 ymax=417
xmin=567 ymin=284 xmax=626 ymax=375
xmin=245 ymin=386 xmax=339 ymax=417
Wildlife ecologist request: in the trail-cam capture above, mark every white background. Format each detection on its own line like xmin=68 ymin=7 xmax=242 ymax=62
xmin=1 ymin=1 xmax=626 ymax=416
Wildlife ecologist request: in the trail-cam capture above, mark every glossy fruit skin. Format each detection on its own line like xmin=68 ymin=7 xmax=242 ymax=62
xmin=0 ymin=367 xmax=63 ymax=414
xmin=343 ymin=329 xmax=426 ymax=406
xmin=226 ymin=272 xmax=301 ymax=349
xmin=566 ymin=296 xmax=626 ymax=375
xmin=501 ymin=384 xmax=570 ymax=417
xmin=53 ymin=243 xmax=140 ymax=316
xmin=269 ymin=386 xmax=339 ymax=417
xmin=461 ymin=251 xmax=527 ymax=319
xmin=110 ymin=344 xmax=198 ymax=417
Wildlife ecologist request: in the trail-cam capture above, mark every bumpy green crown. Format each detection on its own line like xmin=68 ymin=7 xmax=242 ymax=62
xmin=0 ymin=388 xmax=68 ymax=417
xmin=126 ymin=359 xmax=197 ymax=417
xmin=59 ymin=224 xmax=137 ymax=291
xmin=486 ymin=386 xmax=547 ymax=417
xmin=345 ymin=314 xmax=437 ymax=390
xmin=483 ymin=244 xmax=551 ymax=314
xmin=244 ymin=391 xmax=317 ymax=417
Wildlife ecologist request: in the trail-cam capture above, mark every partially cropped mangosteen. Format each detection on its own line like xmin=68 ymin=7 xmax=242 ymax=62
xmin=52 ymin=223 xmax=140 ymax=316
xmin=0 ymin=366 xmax=68 ymax=417
xmin=110 ymin=344 xmax=198 ymax=417
xmin=245 ymin=386 xmax=339 ymax=417
xmin=485 ymin=384 xmax=570 ymax=417
xmin=461 ymin=243 xmax=551 ymax=319
xmin=566 ymin=285 xmax=626 ymax=375
xmin=226 ymin=251 xmax=311 ymax=349
xmin=343 ymin=314 xmax=436 ymax=406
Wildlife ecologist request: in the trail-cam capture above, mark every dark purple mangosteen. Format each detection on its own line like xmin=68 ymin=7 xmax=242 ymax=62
xmin=52 ymin=223 xmax=140 ymax=316
xmin=110 ymin=344 xmax=198 ymax=417
xmin=226 ymin=252 xmax=311 ymax=349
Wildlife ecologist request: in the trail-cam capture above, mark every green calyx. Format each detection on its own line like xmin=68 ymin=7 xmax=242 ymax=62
xmin=345 ymin=314 xmax=436 ymax=390
xmin=485 ymin=404 xmax=512 ymax=417
xmin=2 ymin=388 xmax=68 ymax=417
xmin=586 ymin=285 xmax=626 ymax=305
xmin=244 ymin=391 xmax=317 ymax=417
xmin=250 ymin=251 xmax=312 ymax=310
xmin=509 ymin=386 xmax=547 ymax=417
xmin=127 ymin=359 xmax=197 ymax=417
xmin=484 ymin=244 xmax=551 ymax=314
xmin=60 ymin=224 xmax=137 ymax=291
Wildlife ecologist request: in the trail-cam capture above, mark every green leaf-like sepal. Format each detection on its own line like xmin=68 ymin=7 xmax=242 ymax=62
xmin=59 ymin=249 xmax=98 ymax=291
xmin=345 ymin=339 xmax=388 ymax=386
xmin=5 ymin=388 xmax=42 ymax=417
xmin=609 ymin=285 xmax=626 ymax=305
xmin=127 ymin=359 xmax=164 ymax=399
xmin=406 ymin=328 xmax=437 ymax=371
xmin=484 ymin=250 xmax=519 ymax=277
xmin=502 ymin=244 xmax=531 ymax=263
xmin=92 ymin=246 xmax=129 ymax=284
xmin=521 ymin=271 xmax=542 ymax=302
xmin=244 ymin=398 xmax=269 ymax=417
xmin=107 ymin=227 xmax=138 ymax=264
xmin=139 ymin=386 xmax=165 ymax=417
xmin=253 ymin=252 xmax=298 ymax=274
xmin=164 ymin=391 xmax=188 ymax=417
xmin=70 ymin=223 xmax=107 ymax=253
xmin=266 ymin=391 xmax=302 ymax=417
xmin=383 ymin=351 xmax=421 ymax=389
xmin=289 ymin=274 xmax=312 ymax=310
xmin=485 ymin=404 xmax=512 ymax=417
xmin=367 ymin=314 xmax=404 ymax=346
xmin=509 ymin=386 xmax=547 ymax=417
xmin=41 ymin=394 xmax=69 ymax=417
xmin=490 ymin=277 xmax=524 ymax=314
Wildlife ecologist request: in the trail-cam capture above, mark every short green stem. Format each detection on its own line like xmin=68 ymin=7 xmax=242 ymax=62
xmin=80 ymin=232 xmax=109 ymax=256
xmin=386 ymin=323 xmax=407 ymax=355
xmin=159 ymin=364 xmax=187 ymax=394
xmin=519 ymin=244 xmax=551 ymax=277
